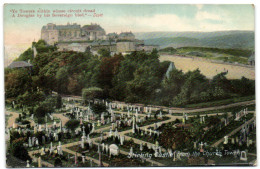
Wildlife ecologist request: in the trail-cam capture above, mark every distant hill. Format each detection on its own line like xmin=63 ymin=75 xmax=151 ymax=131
xmin=134 ymin=31 xmax=254 ymax=50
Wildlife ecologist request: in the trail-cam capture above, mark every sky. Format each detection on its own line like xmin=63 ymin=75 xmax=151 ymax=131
xmin=4 ymin=4 xmax=255 ymax=45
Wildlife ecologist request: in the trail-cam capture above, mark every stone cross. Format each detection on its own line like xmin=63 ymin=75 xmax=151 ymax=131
xmin=199 ymin=142 xmax=204 ymax=149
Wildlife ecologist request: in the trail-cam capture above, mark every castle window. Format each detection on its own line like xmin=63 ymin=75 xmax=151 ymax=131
xmin=74 ymin=31 xmax=77 ymax=37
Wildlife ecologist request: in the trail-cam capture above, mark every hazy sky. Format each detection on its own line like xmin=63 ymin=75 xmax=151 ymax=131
xmin=4 ymin=4 xmax=254 ymax=45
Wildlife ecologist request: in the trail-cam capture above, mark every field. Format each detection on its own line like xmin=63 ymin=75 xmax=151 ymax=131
xmin=160 ymin=55 xmax=255 ymax=80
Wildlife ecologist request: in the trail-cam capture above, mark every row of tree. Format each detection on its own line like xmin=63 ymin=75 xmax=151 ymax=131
xmin=5 ymin=40 xmax=255 ymax=108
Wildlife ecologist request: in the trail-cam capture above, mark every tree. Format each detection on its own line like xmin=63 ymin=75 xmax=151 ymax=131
xmin=82 ymin=87 xmax=103 ymax=104
xmin=56 ymin=67 xmax=69 ymax=94
xmin=65 ymin=119 xmax=80 ymax=131
xmin=54 ymin=157 xmax=62 ymax=167
xmin=56 ymin=95 xmax=62 ymax=109
xmin=91 ymin=103 xmax=107 ymax=115
xmin=98 ymin=48 xmax=110 ymax=58
xmin=8 ymin=138 xmax=31 ymax=162
xmin=5 ymin=68 xmax=32 ymax=98
xmin=98 ymin=54 xmax=124 ymax=90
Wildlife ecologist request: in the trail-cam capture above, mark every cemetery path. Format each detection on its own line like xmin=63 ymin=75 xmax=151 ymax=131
xmin=63 ymin=96 xmax=254 ymax=113
xmin=53 ymin=113 xmax=69 ymax=126
xmin=95 ymin=126 xmax=111 ymax=133
xmin=180 ymin=100 xmax=255 ymax=113
xmin=211 ymin=116 xmax=256 ymax=147
xmin=115 ymin=110 xmax=147 ymax=117
xmin=6 ymin=111 xmax=19 ymax=128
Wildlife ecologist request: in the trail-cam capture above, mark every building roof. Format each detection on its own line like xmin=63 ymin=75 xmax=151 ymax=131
xmin=42 ymin=23 xmax=81 ymax=30
xmin=107 ymin=32 xmax=118 ymax=37
xmin=8 ymin=61 xmax=32 ymax=69
xmin=82 ymin=24 xmax=105 ymax=32
xmin=165 ymin=62 xmax=176 ymax=79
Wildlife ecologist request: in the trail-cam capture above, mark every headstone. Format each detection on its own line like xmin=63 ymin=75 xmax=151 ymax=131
xmin=82 ymin=155 xmax=85 ymax=164
xmin=224 ymin=136 xmax=228 ymax=144
xmin=97 ymin=120 xmax=101 ymax=127
xmin=49 ymin=142 xmax=53 ymax=154
xmin=38 ymin=157 xmax=42 ymax=167
xmin=129 ymin=147 xmax=133 ymax=157
xmin=154 ymin=148 xmax=158 ymax=157
xmin=28 ymin=137 xmax=32 ymax=147
xmin=57 ymin=141 xmax=63 ymax=155
xmin=240 ymin=151 xmax=247 ymax=161
xmin=193 ymin=142 xmax=197 ymax=149
xmin=26 ymin=160 xmax=30 ymax=168
xmin=231 ymin=138 xmax=235 ymax=144
xmin=109 ymin=144 xmax=119 ymax=156
xmin=173 ymin=151 xmax=176 ymax=161
xmin=40 ymin=147 xmax=45 ymax=156
xmin=90 ymin=159 xmax=93 ymax=167
xmin=140 ymin=143 xmax=143 ymax=151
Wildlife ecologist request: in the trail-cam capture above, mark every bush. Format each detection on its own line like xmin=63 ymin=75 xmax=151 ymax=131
xmin=65 ymin=119 xmax=80 ymax=131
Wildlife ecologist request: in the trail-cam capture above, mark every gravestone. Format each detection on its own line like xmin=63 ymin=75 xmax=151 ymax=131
xmin=82 ymin=155 xmax=85 ymax=164
xmin=240 ymin=151 xmax=247 ymax=161
xmin=109 ymin=144 xmax=119 ymax=156
xmin=224 ymin=136 xmax=229 ymax=144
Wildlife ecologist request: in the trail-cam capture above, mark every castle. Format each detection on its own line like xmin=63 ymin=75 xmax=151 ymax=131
xmin=41 ymin=23 xmax=159 ymax=54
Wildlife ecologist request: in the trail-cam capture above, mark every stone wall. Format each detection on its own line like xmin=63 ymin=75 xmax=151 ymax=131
xmin=116 ymin=42 xmax=136 ymax=53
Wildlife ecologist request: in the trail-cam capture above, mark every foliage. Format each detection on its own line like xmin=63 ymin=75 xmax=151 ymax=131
xmin=65 ymin=119 xmax=80 ymax=131
xmin=8 ymin=138 xmax=31 ymax=162
xmin=56 ymin=94 xmax=62 ymax=109
xmin=90 ymin=103 xmax=107 ymax=115
xmin=82 ymin=87 xmax=103 ymax=104
xmin=6 ymin=39 xmax=255 ymax=109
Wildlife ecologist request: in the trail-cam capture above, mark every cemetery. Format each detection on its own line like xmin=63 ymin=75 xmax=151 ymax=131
xmin=5 ymin=95 xmax=256 ymax=167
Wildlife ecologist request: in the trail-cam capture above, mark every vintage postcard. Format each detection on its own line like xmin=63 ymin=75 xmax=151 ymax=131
xmin=4 ymin=4 xmax=255 ymax=167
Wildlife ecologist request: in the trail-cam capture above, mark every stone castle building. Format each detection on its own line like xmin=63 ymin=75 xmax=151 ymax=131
xmin=41 ymin=23 xmax=159 ymax=54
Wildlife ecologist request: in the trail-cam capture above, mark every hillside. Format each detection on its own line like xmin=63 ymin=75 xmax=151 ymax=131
xmin=136 ymin=31 xmax=254 ymax=50
xmin=159 ymin=46 xmax=252 ymax=65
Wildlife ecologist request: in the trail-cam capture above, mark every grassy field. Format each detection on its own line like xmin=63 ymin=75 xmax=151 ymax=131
xmin=160 ymin=47 xmax=252 ymax=65
xmin=160 ymin=55 xmax=255 ymax=80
